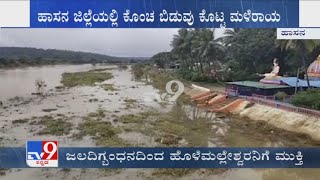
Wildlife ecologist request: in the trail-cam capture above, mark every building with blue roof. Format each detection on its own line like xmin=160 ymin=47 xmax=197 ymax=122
xmin=226 ymin=55 xmax=320 ymax=97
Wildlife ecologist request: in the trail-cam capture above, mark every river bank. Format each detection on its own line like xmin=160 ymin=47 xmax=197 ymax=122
xmin=187 ymin=85 xmax=320 ymax=146
xmin=231 ymin=100 xmax=320 ymax=142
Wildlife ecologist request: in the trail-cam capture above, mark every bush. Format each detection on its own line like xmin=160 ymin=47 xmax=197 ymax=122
xmin=118 ymin=64 xmax=128 ymax=70
xmin=177 ymin=69 xmax=193 ymax=80
xmin=131 ymin=64 xmax=146 ymax=80
xmin=292 ymin=89 xmax=320 ymax=110
xmin=190 ymin=72 xmax=208 ymax=82
xmin=274 ymin=92 xmax=287 ymax=101
xmin=177 ymin=69 xmax=208 ymax=82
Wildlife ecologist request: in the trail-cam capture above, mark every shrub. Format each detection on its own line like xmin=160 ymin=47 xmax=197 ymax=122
xmin=178 ymin=69 xmax=208 ymax=82
xmin=178 ymin=69 xmax=193 ymax=81
xmin=190 ymin=72 xmax=208 ymax=82
xmin=274 ymin=92 xmax=287 ymax=101
xmin=292 ymin=89 xmax=320 ymax=110
xmin=118 ymin=64 xmax=128 ymax=70
xmin=131 ymin=64 xmax=146 ymax=79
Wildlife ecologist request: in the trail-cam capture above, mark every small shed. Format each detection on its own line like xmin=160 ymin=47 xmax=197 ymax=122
xmin=226 ymin=81 xmax=295 ymax=96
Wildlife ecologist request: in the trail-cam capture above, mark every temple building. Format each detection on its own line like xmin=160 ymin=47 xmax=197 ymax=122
xmin=226 ymin=56 xmax=320 ymax=97
xmin=308 ymin=55 xmax=320 ymax=80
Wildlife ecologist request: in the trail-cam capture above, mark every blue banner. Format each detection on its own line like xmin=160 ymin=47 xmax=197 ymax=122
xmin=1 ymin=147 xmax=320 ymax=168
xmin=30 ymin=0 xmax=299 ymax=28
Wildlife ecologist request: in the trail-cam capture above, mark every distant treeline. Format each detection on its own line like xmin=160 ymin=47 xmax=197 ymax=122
xmin=0 ymin=47 xmax=147 ymax=68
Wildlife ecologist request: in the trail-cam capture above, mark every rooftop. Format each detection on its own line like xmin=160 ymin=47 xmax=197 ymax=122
xmin=226 ymin=81 xmax=292 ymax=89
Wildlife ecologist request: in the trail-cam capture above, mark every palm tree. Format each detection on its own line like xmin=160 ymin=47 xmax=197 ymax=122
xmin=171 ymin=29 xmax=225 ymax=80
xmin=171 ymin=29 xmax=193 ymax=69
xmin=191 ymin=29 xmax=225 ymax=75
xmin=191 ymin=29 xmax=210 ymax=73
xmin=218 ymin=28 xmax=240 ymax=46
xmin=276 ymin=40 xmax=320 ymax=88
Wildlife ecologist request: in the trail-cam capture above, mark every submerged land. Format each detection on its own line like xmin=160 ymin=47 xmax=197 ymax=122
xmin=0 ymin=64 xmax=320 ymax=179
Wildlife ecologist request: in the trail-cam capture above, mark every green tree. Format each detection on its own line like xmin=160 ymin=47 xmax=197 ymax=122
xmin=191 ymin=29 xmax=225 ymax=75
xmin=170 ymin=29 xmax=225 ymax=81
xmin=171 ymin=29 xmax=195 ymax=69
xmin=218 ymin=28 xmax=241 ymax=46
xmin=276 ymin=40 xmax=320 ymax=87
xmin=225 ymin=29 xmax=277 ymax=80
xmin=150 ymin=52 xmax=173 ymax=68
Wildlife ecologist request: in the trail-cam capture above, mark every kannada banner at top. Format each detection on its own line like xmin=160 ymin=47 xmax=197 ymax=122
xmin=30 ymin=0 xmax=299 ymax=28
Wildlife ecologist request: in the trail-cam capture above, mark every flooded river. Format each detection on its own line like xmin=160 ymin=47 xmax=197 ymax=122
xmin=0 ymin=64 xmax=94 ymax=98
xmin=0 ymin=65 xmax=319 ymax=180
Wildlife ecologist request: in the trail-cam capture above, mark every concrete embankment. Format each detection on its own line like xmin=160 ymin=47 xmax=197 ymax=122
xmin=232 ymin=101 xmax=320 ymax=141
xmin=186 ymin=84 xmax=320 ymax=142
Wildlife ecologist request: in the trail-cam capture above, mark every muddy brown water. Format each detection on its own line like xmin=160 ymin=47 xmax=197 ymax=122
xmin=0 ymin=64 xmax=319 ymax=180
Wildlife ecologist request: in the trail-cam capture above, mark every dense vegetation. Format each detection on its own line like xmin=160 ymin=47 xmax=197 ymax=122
xmin=292 ymin=89 xmax=320 ymax=110
xmin=148 ymin=28 xmax=320 ymax=110
xmin=0 ymin=47 xmax=140 ymax=68
xmin=151 ymin=29 xmax=320 ymax=82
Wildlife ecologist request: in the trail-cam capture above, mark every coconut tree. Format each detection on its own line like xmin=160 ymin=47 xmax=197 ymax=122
xmin=276 ymin=40 xmax=320 ymax=87
xmin=191 ymin=29 xmax=208 ymax=73
xmin=191 ymin=29 xmax=225 ymax=75
xmin=171 ymin=28 xmax=226 ymax=81
xmin=150 ymin=52 xmax=172 ymax=68
xmin=171 ymin=29 xmax=194 ymax=69
xmin=218 ymin=28 xmax=241 ymax=46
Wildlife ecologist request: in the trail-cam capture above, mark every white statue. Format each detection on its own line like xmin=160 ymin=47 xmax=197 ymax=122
xmin=258 ymin=58 xmax=280 ymax=78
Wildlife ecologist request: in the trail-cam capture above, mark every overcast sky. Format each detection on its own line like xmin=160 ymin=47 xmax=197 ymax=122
xmin=0 ymin=29 xmax=224 ymax=57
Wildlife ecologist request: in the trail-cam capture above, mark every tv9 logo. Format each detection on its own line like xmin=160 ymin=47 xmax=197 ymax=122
xmin=143 ymin=80 xmax=184 ymax=102
xmin=26 ymin=141 xmax=58 ymax=167
xmin=161 ymin=80 xmax=184 ymax=102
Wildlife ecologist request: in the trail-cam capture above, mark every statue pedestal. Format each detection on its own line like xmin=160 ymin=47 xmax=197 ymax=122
xmin=259 ymin=76 xmax=283 ymax=85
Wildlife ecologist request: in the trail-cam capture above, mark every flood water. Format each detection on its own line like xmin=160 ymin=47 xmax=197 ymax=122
xmin=0 ymin=64 xmax=319 ymax=180
xmin=0 ymin=64 xmax=94 ymax=98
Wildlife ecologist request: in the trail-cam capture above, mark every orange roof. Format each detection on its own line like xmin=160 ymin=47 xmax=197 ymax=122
xmin=307 ymin=55 xmax=320 ymax=78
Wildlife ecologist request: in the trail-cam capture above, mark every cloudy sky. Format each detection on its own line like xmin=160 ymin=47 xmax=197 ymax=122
xmin=0 ymin=29 xmax=224 ymax=57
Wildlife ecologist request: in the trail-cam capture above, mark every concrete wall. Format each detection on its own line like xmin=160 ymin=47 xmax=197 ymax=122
xmin=232 ymin=101 xmax=320 ymax=141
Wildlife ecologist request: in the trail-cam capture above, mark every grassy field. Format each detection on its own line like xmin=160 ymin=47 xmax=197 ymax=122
xmin=61 ymin=70 xmax=113 ymax=87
